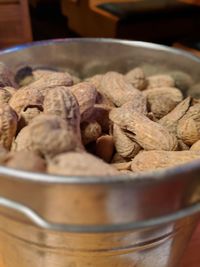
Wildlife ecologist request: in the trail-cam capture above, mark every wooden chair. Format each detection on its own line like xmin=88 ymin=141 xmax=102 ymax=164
xmin=0 ymin=0 xmax=32 ymax=48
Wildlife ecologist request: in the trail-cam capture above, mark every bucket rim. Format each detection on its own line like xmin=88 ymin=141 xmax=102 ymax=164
xmin=1 ymin=38 xmax=200 ymax=185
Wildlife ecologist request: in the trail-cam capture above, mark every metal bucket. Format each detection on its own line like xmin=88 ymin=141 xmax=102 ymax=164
xmin=0 ymin=39 xmax=200 ymax=267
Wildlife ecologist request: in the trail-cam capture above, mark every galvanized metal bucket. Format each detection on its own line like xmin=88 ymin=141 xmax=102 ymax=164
xmin=0 ymin=39 xmax=200 ymax=267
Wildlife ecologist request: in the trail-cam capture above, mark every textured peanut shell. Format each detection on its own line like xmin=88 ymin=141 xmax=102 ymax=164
xmin=190 ymin=140 xmax=200 ymax=151
xmin=18 ymin=75 xmax=34 ymax=87
xmin=113 ymin=124 xmax=140 ymax=158
xmin=144 ymin=87 xmax=183 ymax=119
xmin=109 ymin=109 xmax=178 ymax=151
xmin=111 ymin=153 xmax=127 ymax=163
xmin=33 ymin=69 xmax=72 ymax=82
xmin=177 ymin=139 xmax=189 ymax=151
xmin=177 ymin=103 xmax=200 ymax=145
xmin=13 ymin=114 xmax=82 ymax=157
xmin=0 ymin=63 xmax=16 ymax=88
xmin=159 ymin=97 xmax=191 ymax=135
xmin=0 ymin=88 xmax=12 ymax=105
xmin=43 ymin=86 xmax=80 ymax=131
xmin=18 ymin=107 xmax=41 ymax=130
xmin=85 ymin=74 xmax=103 ymax=89
xmin=30 ymin=114 xmax=83 ymax=156
xmin=12 ymin=125 xmax=32 ymax=152
xmin=0 ymin=105 xmax=18 ymax=150
xmin=3 ymin=151 xmax=46 ymax=172
xmin=9 ymin=88 xmax=44 ymax=115
xmin=47 ymin=152 xmax=118 ymax=176
xmin=81 ymin=121 xmax=102 ymax=145
xmin=121 ymin=93 xmax=147 ymax=115
xmin=125 ymin=67 xmax=147 ymax=90
xmin=96 ymin=93 xmax=115 ymax=109
xmin=96 ymin=135 xmax=114 ymax=163
xmin=99 ymin=72 xmax=143 ymax=107
xmin=147 ymin=74 xmax=175 ymax=89
xmin=112 ymin=161 xmax=132 ymax=171
xmin=70 ymin=82 xmax=97 ymax=122
xmin=131 ymin=150 xmax=200 ymax=172
xmin=120 ymin=170 xmax=134 ymax=175
xmin=0 ymin=146 xmax=8 ymax=163
xmin=24 ymin=71 xmax=73 ymax=96
xmin=71 ymin=75 xmax=81 ymax=85
xmin=33 ymin=69 xmax=56 ymax=79
xmin=3 ymin=86 xmax=17 ymax=95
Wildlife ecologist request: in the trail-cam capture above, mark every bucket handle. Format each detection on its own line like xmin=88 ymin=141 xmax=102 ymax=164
xmin=0 ymin=196 xmax=200 ymax=233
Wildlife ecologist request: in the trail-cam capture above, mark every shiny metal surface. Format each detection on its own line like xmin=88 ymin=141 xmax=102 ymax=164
xmin=0 ymin=38 xmax=200 ymax=267
xmin=0 ymin=212 xmax=199 ymax=267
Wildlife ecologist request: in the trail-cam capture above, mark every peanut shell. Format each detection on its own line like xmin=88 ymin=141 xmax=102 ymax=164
xmin=190 ymin=140 xmax=200 ymax=151
xmin=131 ymin=150 xmax=200 ymax=172
xmin=99 ymin=71 xmax=143 ymax=107
xmin=177 ymin=140 xmax=189 ymax=151
xmin=43 ymin=86 xmax=80 ymax=131
xmin=144 ymin=87 xmax=183 ymax=119
xmin=177 ymin=103 xmax=200 ymax=145
xmin=9 ymin=88 xmax=44 ymax=115
xmin=0 ymin=63 xmax=16 ymax=88
xmin=159 ymin=97 xmax=191 ymax=135
xmin=13 ymin=114 xmax=82 ymax=157
xmin=113 ymin=124 xmax=140 ymax=159
xmin=111 ymin=153 xmax=127 ymax=164
xmin=3 ymin=151 xmax=46 ymax=172
xmin=0 ymin=105 xmax=18 ymax=150
xmin=85 ymin=74 xmax=103 ymax=89
xmin=72 ymin=75 xmax=81 ymax=85
xmin=18 ymin=107 xmax=41 ymax=130
xmin=70 ymin=82 xmax=97 ymax=122
xmin=0 ymin=88 xmax=12 ymax=105
xmin=147 ymin=74 xmax=175 ymax=89
xmin=121 ymin=94 xmax=147 ymax=115
xmin=112 ymin=161 xmax=132 ymax=171
xmin=109 ymin=109 xmax=178 ymax=151
xmin=3 ymin=86 xmax=17 ymax=95
xmin=0 ymin=146 xmax=8 ymax=163
xmin=23 ymin=71 xmax=73 ymax=96
xmin=125 ymin=67 xmax=147 ymax=90
xmin=48 ymin=152 xmax=118 ymax=176
xmin=81 ymin=121 xmax=102 ymax=145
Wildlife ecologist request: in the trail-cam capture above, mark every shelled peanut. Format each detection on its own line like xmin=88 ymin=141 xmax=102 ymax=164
xmin=0 ymin=61 xmax=200 ymax=176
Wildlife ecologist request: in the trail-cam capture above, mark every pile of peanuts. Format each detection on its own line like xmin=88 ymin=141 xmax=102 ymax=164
xmin=0 ymin=61 xmax=200 ymax=176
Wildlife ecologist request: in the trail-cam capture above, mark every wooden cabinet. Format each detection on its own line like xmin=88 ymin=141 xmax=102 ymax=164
xmin=0 ymin=0 xmax=32 ymax=48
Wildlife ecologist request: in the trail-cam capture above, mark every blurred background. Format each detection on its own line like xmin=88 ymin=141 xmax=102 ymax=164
xmin=0 ymin=0 xmax=200 ymax=54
